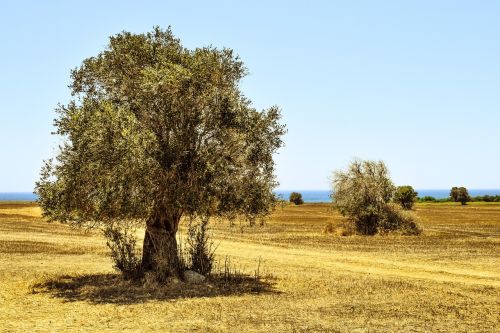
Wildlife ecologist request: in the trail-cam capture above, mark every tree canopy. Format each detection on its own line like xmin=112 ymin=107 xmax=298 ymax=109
xmin=36 ymin=27 xmax=286 ymax=280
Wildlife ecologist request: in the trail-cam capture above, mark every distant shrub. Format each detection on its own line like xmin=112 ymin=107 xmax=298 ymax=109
xmin=394 ymin=185 xmax=418 ymax=210
xmin=323 ymin=222 xmax=335 ymax=234
xmin=323 ymin=222 xmax=355 ymax=236
xmin=339 ymin=225 xmax=356 ymax=236
xmin=331 ymin=160 xmax=421 ymax=235
xmin=450 ymin=187 xmax=471 ymax=205
xmin=289 ymin=192 xmax=304 ymax=205
xmin=104 ymin=224 xmax=143 ymax=280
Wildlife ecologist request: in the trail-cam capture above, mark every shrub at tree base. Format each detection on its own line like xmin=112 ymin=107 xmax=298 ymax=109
xmin=331 ymin=160 xmax=422 ymax=236
xmin=186 ymin=218 xmax=216 ymax=276
xmin=104 ymin=225 xmax=143 ymax=280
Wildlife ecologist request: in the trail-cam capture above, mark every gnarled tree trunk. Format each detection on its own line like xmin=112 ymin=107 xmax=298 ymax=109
xmin=141 ymin=210 xmax=181 ymax=281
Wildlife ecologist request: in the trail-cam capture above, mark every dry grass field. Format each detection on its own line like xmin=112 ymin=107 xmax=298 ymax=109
xmin=0 ymin=202 xmax=499 ymax=332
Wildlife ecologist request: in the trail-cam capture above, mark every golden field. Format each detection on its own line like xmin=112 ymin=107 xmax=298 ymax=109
xmin=0 ymin=202 xmax=498 ymax=332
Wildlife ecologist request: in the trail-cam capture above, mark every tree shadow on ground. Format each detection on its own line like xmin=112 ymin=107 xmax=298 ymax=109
xmin=30 ymin=272 xmax=279 ymax=305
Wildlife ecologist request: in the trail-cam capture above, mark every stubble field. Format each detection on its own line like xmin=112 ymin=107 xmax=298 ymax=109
xmin=0 ymin=202 xmax=498 ymax=332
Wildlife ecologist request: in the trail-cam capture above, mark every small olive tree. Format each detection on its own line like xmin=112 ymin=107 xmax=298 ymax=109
xmin=450 ymin=187 xmax=470 ymax=205
xmin=394 ymin=185 xmax=418 ymax=210
xmin=289 ymin=192 xmax=304 ymax=205
xmin=331 ymin=160 xmax=421 ymax=235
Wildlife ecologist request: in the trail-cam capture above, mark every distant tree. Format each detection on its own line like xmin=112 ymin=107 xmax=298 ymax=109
xmin=394 ymin=186 xmax=418 ymax=210
xmin=331 ymin=160 xmax=421 ymax=235
xmin=35 ymin=27 xmax=286 ymax=281
xmin=450 ymin=187 xmax=471 ymax=205
xmin=289 ymin=192 xmax=304 ymax=205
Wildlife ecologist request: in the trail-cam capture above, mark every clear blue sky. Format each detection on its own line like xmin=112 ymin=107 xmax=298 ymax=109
xmin=1 ymin=0 xmax=499 ymax=192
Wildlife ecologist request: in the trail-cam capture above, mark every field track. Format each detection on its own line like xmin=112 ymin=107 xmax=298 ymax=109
xmin=217 ymin=239 xmax=500 ymax=287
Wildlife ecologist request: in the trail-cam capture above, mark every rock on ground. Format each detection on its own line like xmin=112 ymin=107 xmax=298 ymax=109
xmin=183 ymin=270 xmax=206 ymax=283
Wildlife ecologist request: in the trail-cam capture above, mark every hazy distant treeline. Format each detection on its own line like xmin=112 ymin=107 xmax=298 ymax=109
xmin=418 ymin=195 xmax=500 ymax=203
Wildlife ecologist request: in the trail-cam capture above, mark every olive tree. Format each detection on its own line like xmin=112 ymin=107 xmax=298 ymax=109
xmin=331 ymin=160 xmax=421 ymax=235
xmin=450 ymin=187 xmax=470 ymax=205
xmin=289 ymin=192 xmax=304 ymax=205
xmin=394 ymin=185 xmax=418 ymax=210
xmin=35 ymin=27 xmax=286 ymax=281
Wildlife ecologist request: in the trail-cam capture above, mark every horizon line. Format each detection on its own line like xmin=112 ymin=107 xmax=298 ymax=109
xmin=2 ymin=187 xmax=500 ymax=193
